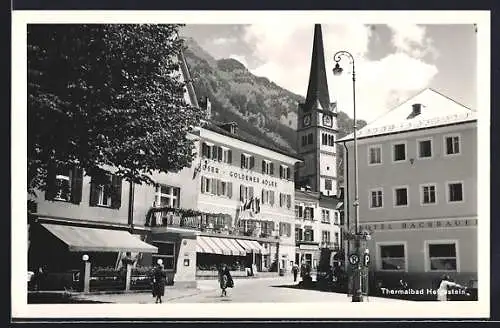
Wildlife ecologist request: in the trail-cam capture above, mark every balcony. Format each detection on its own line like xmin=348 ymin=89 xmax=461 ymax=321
xmin=319 ymin=241 xmax=340 ymax=250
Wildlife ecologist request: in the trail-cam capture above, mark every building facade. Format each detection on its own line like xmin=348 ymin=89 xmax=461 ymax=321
xmin=337 ymin=88 xmax=478 ymax=289
xmin=294 ymin=189 xmax=342 ymax=271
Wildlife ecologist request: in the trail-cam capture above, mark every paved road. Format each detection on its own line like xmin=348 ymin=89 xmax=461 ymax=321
xmin=75 ymin=276 xmax=410 ymax=304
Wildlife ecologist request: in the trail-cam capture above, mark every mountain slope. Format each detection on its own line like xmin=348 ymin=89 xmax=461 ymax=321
xmin=182 ymin=36 xmax=367 ymax=173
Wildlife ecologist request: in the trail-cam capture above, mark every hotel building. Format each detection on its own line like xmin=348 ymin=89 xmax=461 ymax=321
xmin=337 ymin=88 xmax=478 ymax=289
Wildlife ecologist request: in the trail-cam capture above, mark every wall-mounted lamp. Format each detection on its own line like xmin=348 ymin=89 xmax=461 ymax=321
xmin=82 ymin=254 xmax=89 ymax=262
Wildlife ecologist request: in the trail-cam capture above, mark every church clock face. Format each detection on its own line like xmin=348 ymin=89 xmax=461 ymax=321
xmin=303 ymin=114 xmax=311 ymax=127
xmin=323 ymin=114 xmax=332 ymax=127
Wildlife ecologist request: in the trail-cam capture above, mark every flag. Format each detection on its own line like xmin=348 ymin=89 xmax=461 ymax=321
xmin=245 ymin=197 xmax=254 ymax=211
xmin=255 ymin=198 xmax=261 ymax=213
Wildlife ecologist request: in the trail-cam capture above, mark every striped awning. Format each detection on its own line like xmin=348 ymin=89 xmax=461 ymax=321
xmin=41 ymin=223 xmax=158 ymax=253
xmin=219 ymin=238 xmax=246 ymax=256
xmin=196 ymin=236 xmax=236 ymax=255
xmin=236 ymin=239 xmax=266 ymax=254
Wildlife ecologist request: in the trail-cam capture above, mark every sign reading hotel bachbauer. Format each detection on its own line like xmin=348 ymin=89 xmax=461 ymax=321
xmin=359 ymin=218 xmax=478 ymax=232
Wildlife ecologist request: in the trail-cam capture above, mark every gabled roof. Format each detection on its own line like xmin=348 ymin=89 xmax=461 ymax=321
xmin=337 ymin=88 xmax=477 ymax=142
xmin=201 ymin=120 xmax=302 ymax=161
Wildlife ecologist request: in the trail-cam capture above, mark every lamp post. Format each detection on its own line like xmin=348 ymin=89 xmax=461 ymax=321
xmin=333 ymin=50 xmax=364 ymax=302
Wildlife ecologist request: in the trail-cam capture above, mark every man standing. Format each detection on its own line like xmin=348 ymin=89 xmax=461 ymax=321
xmin=292 ymin=263 xmax=299 ymax=282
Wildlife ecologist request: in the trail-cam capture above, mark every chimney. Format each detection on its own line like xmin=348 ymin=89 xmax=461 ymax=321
xmin=205 ymin=97 xmax=212 ymax=120
xmin=412 ymin=103 xmax=422 ymax=116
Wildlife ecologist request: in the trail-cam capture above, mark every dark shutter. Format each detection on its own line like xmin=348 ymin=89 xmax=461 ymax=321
xmin=262 ymin=160 xmax=266 ymax=173
xmin=202 ymin=143 xmax=207 ymax=158
xmin=45 ymin=164 xmax=57 ymax=200
xmin=228 ymin=150 xmax=232 ymax=164
xmin=250 ymin=156 xmax=255 ymax=169
xmin=286 ymin=167 xmax=291 ymax=180
xmin=217 ymin=147 xmax=223 ymax=161
xmin=279 ymin=166 xmax=283 ymax=179
xmin=270 ymin=163 xmax=274 ymax=175
xmin=211 ymin=146 xmax=218 ymax=160
xmin=89 ymin=178 xmax=99 ymax=206
xmin=201 ymin=177 xmax=205 ymax=193
xmin=287 ymin=194 xmax=291 ymax=209
xmin=241 ymin=154 xmax=245 ymax=168
xmin=217 ymin=180 xmax=222 ymax=196
xmin=240 ymin=185 xmax=244 ymax=201
xmin=228 ymin=182 xmax=233 ymax=199
xmin=298 ymin=206 xmax=303 ymax=217
xmin=249 ymin=187 xmax=254 ymax=198
xmin=70 ymin=167 xmax=83 ymax=204
xmin=111 ymin=175 xmax=122 ymax=209
xmin=311 ymin=208 xmax=315 ymax=219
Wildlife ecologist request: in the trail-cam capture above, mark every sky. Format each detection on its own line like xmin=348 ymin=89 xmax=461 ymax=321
xmin=181 ymin=23 xmax=477 ymax=123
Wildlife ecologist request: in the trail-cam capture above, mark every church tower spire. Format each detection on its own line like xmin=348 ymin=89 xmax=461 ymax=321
xmin=296 ymin=24 xmax=338 ymax=196
xmin=304 ymin=24 xmax=331 ymax=112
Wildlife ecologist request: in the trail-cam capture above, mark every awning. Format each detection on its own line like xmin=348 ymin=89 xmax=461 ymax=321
xmin=236 ymin=239 xmax=266 ymax=254
xmin=217 ymin=237 xmax=245 ymax=256
xmin=41 ymin=223 xmax=158 ymax=253
xmin=196 ymin=235 xmax=215 ymax=253
xmin=225 ymin=238 xmax=247 ymax=256
xmin=211 ymin=237 xmax=233 ymax=256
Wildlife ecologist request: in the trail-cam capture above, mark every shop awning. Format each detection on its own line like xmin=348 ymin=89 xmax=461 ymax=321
xmin=41 ymin=223 xmax=158 ymax=253
xmin=236 ymin=239 xmax=266 ymax=254
xmin=196 ymin=235 xmax=215 ymax=253
xmin=217 ymin=237 xmax=245 ymax=256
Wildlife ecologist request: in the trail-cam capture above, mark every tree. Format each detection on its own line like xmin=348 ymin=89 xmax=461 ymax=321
xmin=28 ymin=24 xmax=203 ymax=196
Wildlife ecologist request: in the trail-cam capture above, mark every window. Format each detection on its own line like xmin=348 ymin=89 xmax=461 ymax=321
xmin=262 ymin=160 xmax=274 ymax=175
xmin=445 ymin=135 xmax=461 ymax=155
xmin=45 ymin=165 xmax=83 ymax=204
xmin=370 ymin=189 xmax=383 ymax=208
xmin=421 ymin=184 xmax=437 ymax=205
xmin=240 ymin=154 xmax=255 ymax=169
xmin=89 ymin=173 xmax=122 ymax=209
xmin=279 ymin=222 xmax=292 ymax=237
xmin=307 ymin=133 xmax=313 ymax=145
xmin=202 ymin=142 xmax=231 ymax=162
xmin=304 ymin=228 xmax=314 ymax=242
xmin=279 ymin=165 xmax=291 ymax=179
xmin=201 ymin=177 xmax=233 ymax=198
xmin=368 ymin=145 xmax=382 ymax=165
xmin=334 ymin=211 xmax=340 ymax=225
xmin=328 ymin=135 xmax=335 ymax=146
xmin=157 ymin=185 xmax=181 ymax=208
xmin=97 ymin=183 xmax=112 ymax=207
xmin=279 ymin=193 xmax=292 ymax=209
xmin=378 ymin=243 xmax=406 ymax=271
xmin=418 ymin=138 xmax=433 ymax=158
xmin=393 ymin=142 xmax=407 ymax=162
xmin=152 ymin=242 xmax=175 ymax=270
xmin=239 ymin=185 xmax=254 ymax=201
xmin=426 ymin=241 xmax=458 ymax=272
xmin=304 ymin=207 xmax=314 ymax=219
xmin=334 ymin=232 xmax=339 ymax=245
xmin=447 ymin=182 xmax=464 ymax=203
xmin=295 ymin=205 xmax=303 ymax=218
xmin=321 ymin=209 xmax=330 ymax=223
xmin=325 ymin=179 xmax=332 ymax=191
xmin=321 ymin=231 xmax=331 ymax=243
xmin=322 ymin=133 xmax=328 ymax=145
xmin=394 ymin=187 xmax=409 ymax=207
xmin=261 ymin=189 xmax=275 ymax=205
xmin=295 ymin=226 xmax=303 ymax=241
xmin=301 ymin=135 xmax=307 ymax=146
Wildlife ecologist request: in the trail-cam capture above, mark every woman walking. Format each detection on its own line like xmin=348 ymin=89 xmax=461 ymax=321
xmin=436 ymin=274 xmax=467 ymax=301
xmin=152 ymin=259 xmax=166 ymax=304
xmin=218 ymin=264 xmax=233 ymax=297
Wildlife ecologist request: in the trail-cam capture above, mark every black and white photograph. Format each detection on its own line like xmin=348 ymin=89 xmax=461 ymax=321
xmin=12 ymin=10 xmax=490 ymax=319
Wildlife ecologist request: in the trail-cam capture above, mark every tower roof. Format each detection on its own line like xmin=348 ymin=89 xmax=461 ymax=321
xmin=304 ymin=24 xmax=331 ymax=112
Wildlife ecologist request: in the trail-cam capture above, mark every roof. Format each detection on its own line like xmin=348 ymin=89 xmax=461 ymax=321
xmin=201 ymin=120 xmax=303 ymax=161
xmin=303 ymin=24 xmax=332 ymax=112
xmin=294 ymin=189 xmax=342 ymax=209
xmin=337 ymin=88 xmax=477 ymax=142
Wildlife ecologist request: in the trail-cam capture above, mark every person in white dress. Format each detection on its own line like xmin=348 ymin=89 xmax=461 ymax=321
xmin=436 ymin=274 xmax=467 ymax=301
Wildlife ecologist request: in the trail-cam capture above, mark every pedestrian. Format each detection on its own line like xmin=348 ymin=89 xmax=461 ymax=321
xmin=292 ymin=263 xmax=299 ymax=282
xmin=436 ymin=274 xmax=467 ymax=301
xmin=218 ymin=263 xmax=233 ymax=297
xmin=151 ymin=259 xmax=166 ymax=304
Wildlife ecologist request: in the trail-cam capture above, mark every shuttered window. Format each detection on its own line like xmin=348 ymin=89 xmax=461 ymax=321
xmin=45 ymin=165 xmax=83 ymax=204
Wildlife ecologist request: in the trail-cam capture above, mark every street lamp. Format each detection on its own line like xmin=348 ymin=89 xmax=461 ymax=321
xmin=333 ymin=50 xmax=365 ymax=302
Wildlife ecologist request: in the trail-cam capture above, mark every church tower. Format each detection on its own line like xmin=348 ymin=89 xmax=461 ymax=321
xmin=296 ymin=24 xmax=338 ymax=196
